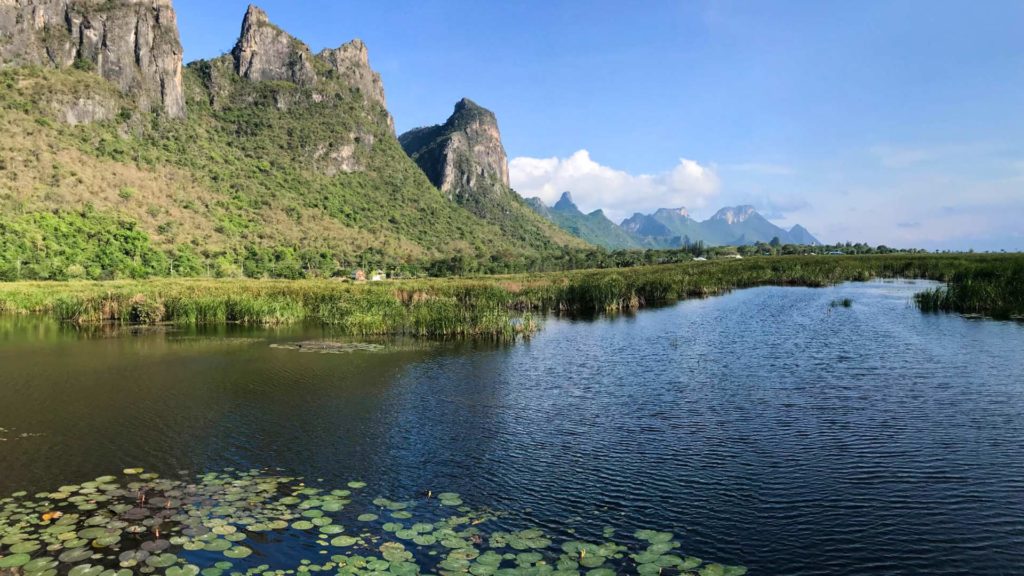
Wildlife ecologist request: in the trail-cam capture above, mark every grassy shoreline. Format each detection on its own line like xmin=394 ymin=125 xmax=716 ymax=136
xmin=0 ymin=254 xmax=1020 ymax=338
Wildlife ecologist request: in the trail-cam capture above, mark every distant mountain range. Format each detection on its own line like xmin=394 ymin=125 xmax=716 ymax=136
xmin=528 ymin=192 xmax=820 ymax=250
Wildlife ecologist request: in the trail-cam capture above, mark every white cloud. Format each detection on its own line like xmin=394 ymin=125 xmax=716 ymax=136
xmin=509 ymin=150 xmax=720 ymax=222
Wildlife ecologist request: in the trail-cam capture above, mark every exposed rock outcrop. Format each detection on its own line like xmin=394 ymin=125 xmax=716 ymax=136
xmin=398 ymin=98 xmax=511 ymax=205
xmin=313 ymin=132 xmax=375 ymax=176
xmin=0 ymin=0 xmax=186 ymax=118
xmin=229 ymin=4 xmax=392 ymax=131
xmin=318 ymin=40 xmax=389 ymax=116
xmin=710 ymin=205 xmax=757 ymax=225
xmin=232 ymin=4 xmax=315 ymax=86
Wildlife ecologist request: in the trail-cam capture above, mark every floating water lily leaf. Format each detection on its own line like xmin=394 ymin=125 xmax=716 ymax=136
xmin=10 ymin=541 xmax=41 ymax=554
xmin=412 ymin=534 xmax=437 ymax=546
xmin=145 ymin=554 xmax=178 ymax=568
xmin=636 ymin=563 xmax=662 ymax=576
xmin=223 ymin=546 xmax=251 ymax=559
xmin=58 ymin=547 xmax=93 ymax=563
xmin=0 ymin=469 xmax=744 ymax=576
xmin=655 ymin=554 xmax=684 ymax=568
xmin=166 ymin=564 xmax=200 ymax=576
xmin=320 ymin=501 xmax=344 ymax=513
xmin=203 ymin=539 xmax=231 ymax=553
xmin=141 ymin=540 xmax=170 ymax=553
xmin=699 ymin=564 xmax=729 ymax=576
xmin=329 ymin=536 xmax=358 ymax=547
xmin=68 ymin=564 xmax=104 ymax=576
xmin=0 ymin=553 xmax=32 ymax=568
xmin=680 ymin=557 xmax=703 ymax=570
xmin=319 ymin=524 xmax=344 ymax=535
xmin=388 ymin=560 xmax=418 ymax=576
xmin=24 ymin=558 xmax=59 ymax=572
xmin=346 ymin=482 xmax=366 ymax=489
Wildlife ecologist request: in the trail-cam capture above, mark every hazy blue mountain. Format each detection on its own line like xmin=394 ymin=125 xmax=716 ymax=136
xmin=527 ymin=193 xmax=642 ymax=249
xmin=788 ymin=224 xmax=819 ymax=245
xmin=530 ymin=198 xmax=821 ymax=248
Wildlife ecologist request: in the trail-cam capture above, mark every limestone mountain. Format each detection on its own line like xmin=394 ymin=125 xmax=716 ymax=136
xmin=0 ymin=2 xmax=585 ymax=280
xmin=530 ymin=198 xmax=820 ymax=249
xmin=0 ymin=0 xmax=186 ymax=120
xmin=700 ymin=205 xmax=816 ymax=246
xmin=788 ymin=224 xmax=819 ymax=245
xmin=620 ymin=208 xmax=706 ymax=249
xmin=527 ymin=193 xmax=642 ymax=250
xmin=399 ymin=99 xmax=583 ymax=251
xmin=399 ymin=98 xmax=509 ymax=205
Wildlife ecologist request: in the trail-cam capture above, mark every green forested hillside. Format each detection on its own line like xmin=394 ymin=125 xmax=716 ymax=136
xmin=0 ymin=62 xmax=585 ymax=280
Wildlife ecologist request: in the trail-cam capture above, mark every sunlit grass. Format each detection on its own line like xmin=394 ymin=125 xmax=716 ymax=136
xmin=0 ymin=254 xmax=1021 ymax=337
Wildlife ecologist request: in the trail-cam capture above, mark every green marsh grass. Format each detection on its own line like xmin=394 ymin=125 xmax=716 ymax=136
xmin=0 ymin=254 xmax=1021 ymax=338
xmin=914 ymin=259 xmax=1024 ymax=319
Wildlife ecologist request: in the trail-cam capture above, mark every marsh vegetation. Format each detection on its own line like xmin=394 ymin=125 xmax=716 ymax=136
xmin=0 ymin=254 xmax=1020 ymax=338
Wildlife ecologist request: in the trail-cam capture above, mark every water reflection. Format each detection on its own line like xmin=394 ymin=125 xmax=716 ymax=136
xmin=1 ymin=281 xmax=1023 ymax=575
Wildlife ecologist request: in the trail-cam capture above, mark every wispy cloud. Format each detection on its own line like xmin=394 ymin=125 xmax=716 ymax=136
xmin=510 ymin=150 xmax=720 ymax=222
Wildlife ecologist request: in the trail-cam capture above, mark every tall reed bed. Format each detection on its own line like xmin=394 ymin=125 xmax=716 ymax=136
xmin=914 ymin=260 xmax=1024 ymax=319
xmin=0 ymin=254 xmax=1020 ymax=338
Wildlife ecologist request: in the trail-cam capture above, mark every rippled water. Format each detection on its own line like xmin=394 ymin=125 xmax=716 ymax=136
xmin=1 ymin=280 xmax=1023 ymax=575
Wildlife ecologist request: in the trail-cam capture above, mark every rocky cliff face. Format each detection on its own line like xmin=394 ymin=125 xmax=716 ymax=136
xmin=230 ymin=5 xmax=391 ymax=131
xmin=232 ymin=4 xmax=315 ymax=86
xmin=711 ymin=205 xmax=757 ymax=225
xmin=0 ymin=0 xmax=186 ymax=118
xmin=398 ymin=98 xmax=511 ymax=206
xmin=318 ymin=40 xmax=389 ymax=120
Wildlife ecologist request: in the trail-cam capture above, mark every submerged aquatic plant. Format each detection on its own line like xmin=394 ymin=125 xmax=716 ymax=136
xmin=0 ymin=470 xmax=745 ymax=576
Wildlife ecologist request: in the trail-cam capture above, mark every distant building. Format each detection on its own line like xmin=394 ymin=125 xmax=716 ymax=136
xmin=352 ymin=269 xmax=367 ymax=281
xmin=723 ymin=254 xmax=743 ymax=259
xmin=693 ymin=257 xmax=708 ymax=262
xmin=370 ymin=270 xmax=386 ymax=282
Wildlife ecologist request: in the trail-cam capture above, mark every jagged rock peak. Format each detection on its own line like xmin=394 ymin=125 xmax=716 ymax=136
xmin=554 ymin=191 xmax=578 ymax=210
xmin=398 ymin=98 xmax=510 ymax=204
xmin=233 ymin=3 xmax=315 ymax=85
xmin=712 ymin=205 xmax=758 ymax=224
xmin=228 ymin=5 xmax=392 ymax=128
xmin=0 ymin=0 xmax=186 ymax=118
xmin=318 ymin=38 xmax=389 ymax=116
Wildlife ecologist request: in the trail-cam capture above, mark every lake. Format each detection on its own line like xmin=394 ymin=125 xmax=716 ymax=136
xmin=1 ymin=280 xmax=1022 ymax=575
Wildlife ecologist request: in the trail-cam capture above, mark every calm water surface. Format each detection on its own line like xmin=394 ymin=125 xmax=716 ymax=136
xmin=1 ymin=280 xmax=1023 ymax=575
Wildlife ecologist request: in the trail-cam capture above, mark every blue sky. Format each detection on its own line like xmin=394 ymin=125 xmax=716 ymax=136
xmin=175 ymin=1 xmax=1024 ymax=250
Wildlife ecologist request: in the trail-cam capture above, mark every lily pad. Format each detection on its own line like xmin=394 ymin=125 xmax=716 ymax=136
xmin=145 ymin=554 xmax=178 ymax=568
xmin=0 ymin=553 xmax=32 ymax=568
xmin=223 ymin=546 xmax=252 ymax=559
xmin=329 ymin=536 xmax=358 ymax=547
xmin=166 ymin=565 xmax=200 ymax=576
